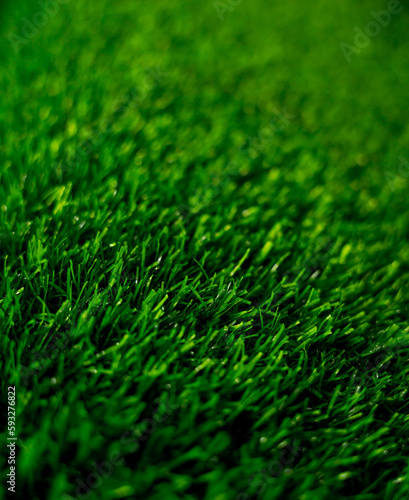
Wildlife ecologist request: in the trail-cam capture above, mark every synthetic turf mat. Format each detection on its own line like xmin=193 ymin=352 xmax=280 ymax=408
xmin=1 ymin=0 xmax=409 ymax=499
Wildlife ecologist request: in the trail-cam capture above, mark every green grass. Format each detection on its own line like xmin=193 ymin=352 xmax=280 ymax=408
xmin=1 ymin=0 xmax=409 ymax=499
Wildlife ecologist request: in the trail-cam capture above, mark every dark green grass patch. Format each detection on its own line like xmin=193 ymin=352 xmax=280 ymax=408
xmin=1 ymin=0 xmax=409 ymax=499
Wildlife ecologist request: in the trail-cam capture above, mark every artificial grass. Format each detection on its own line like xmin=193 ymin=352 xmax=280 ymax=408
xmin=1 ymin=0 xmax=409 ymax=499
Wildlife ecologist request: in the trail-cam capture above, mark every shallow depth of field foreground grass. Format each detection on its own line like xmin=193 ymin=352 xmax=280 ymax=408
xmin=1 ymin=0 xmax=409 ymax=499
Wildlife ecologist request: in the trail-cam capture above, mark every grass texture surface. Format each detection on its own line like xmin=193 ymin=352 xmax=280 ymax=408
xmin=1 ymin=0 xmax=409 ymax=499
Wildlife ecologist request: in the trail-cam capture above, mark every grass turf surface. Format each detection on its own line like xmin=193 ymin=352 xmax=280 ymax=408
xmin=1 ymin=0 xmax=409 ymax=499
